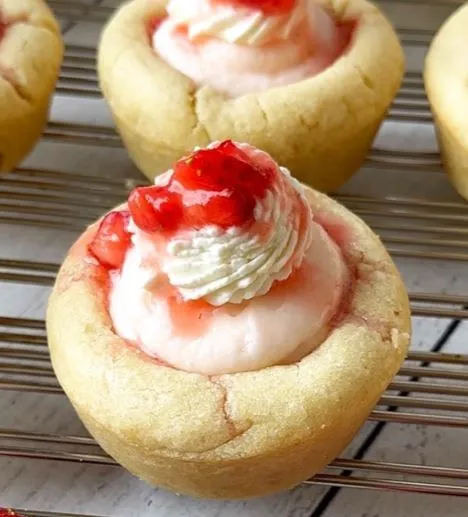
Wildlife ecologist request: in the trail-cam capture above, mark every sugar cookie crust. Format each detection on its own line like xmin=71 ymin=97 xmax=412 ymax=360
xmin=425 ymin=3 xmax=468 ymax=201
xmin=47 ymin=186 xmax=411 ymax=499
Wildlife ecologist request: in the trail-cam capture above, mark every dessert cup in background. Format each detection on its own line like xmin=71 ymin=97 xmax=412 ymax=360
xmin=98 ymin=0 xmax=404 ymax=192
xmin=425 ymin=3 xmax=468 ymax=202
xmin=47 ymin=141 xmax=411 ymax=499
xmin=0 ymin=0 xmax=63 ymax=172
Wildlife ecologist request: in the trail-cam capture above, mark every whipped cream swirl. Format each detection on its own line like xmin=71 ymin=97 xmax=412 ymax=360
xmin=162 ymin=157 xmax=312 ymax=306
xmin=166 ymin=0 xmax=308 ymax=46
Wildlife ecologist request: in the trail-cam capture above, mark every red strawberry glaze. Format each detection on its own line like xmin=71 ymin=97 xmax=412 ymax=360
xmin=147 ymin=16 xmax=164 ymax=40
xmin=336 ymin=18 xmax=358 ymax=55
xmin=128 ymin=140 xmax=276 ymax=236
xmin=0 ymin=23 xmax=6 ymax=42
xmin=313 ymin=210 xmax=357 ymax=328
xmin=89 ymin=211 xmax=132 ymax=270
xmin=129 ymin=186 xmax=182 ymax=234
xmin=153 ymin=274 xmax=216 ymax=337
xmin=213 ymin=0 xmax=296 ymax=15
xmin=56 ymin=224 xmax=110 ymax=296
xmin=0 ymin=509 xmax=25 ymax=517
xmin=88 ymin=141 xmax=276 ymax=271
xmin=314 ymin=210 xmax=353 ymax=251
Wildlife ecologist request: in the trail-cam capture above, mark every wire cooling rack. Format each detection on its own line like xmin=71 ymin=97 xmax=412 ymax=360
xmin=1 ymin=1 xmax=468 ymax=515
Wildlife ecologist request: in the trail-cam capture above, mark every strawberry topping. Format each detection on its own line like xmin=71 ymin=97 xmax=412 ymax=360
xmin=0 ymin=23 xmax=6 ymax=41
xmin=128 ymin=186 xmax=182 ymax=234
xmin=89 ymin=141 xmax=277 ymax=269
xmin=89 ymin=211 xmax=132 ymax=270
xmin=0 ymin=510 xmax=25 ymax=517
xmin=147 ymin=16 xmax=164 ymax=39
xmin=185 ymin=188 xmax=255 ymax=229
xmin=213 ymin=0 xmax=296 ymax=15
xmin=336 ymin=19 xmax=358 ymax=53
xmin=128 ymin=140 xmax=276 ymax=234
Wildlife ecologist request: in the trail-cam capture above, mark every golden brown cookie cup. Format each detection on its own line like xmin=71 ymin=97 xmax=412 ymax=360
xmin=97 ymin=0 xmax=404 ymax=192
xmin=425 ymin=4 xmax=468 ymax=201
xmin=47 ymin=186 xmax=410 ymax=500
xmin=0 ymin=0 xmax=63 ymax=172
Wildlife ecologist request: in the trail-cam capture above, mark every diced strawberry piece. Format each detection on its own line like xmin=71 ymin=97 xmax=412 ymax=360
xmin=0 ymin=509 xmax=25 ymax=517
xmin=214 ymin=0 xmax=296 ymax=15
xmin=174 ymin=141 xmax=274 ymax=197
xmin=89 ymin=211 xmax=132 ymax=269
xmin=186 ymin=189 xmax=255 ymax=229
xmin=175 ymin=148 xmax=259 ymax=193
xmin=214 ymin=140 xmax=276 ymax=195
xmin=128 ymin=185 xmax=182 ymax=234
xmin=216 ymin=140 xmax=250 ymax=161
xmin=127 ymin=140 xmax=278 ymax=234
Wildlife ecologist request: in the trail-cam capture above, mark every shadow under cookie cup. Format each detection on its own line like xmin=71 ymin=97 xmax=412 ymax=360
xmin=97 ymin=0 xmax=404 ymax=192
xmin=0 ymin=0 xmax=63 ymax=172
xmin=46 ymin=186 xmax=411 ymax=500
xmin=425 ymin=3 xmax=468 ymax=202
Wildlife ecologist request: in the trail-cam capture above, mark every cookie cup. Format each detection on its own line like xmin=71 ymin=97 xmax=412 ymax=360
xmin=425 ymin=4 xmax=468 ymax=201
xmin=98 ymin=0 xmax=404 ymax=192
xmin=47 ymin=186 xmax=411 ymax=499
xmin=0 ymin=0 xmax=63 ymax=172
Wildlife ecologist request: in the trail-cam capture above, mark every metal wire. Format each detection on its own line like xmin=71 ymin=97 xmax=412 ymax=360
xmin=1 ymin=0 xmax=467 ymax=506
xmin=43 ymin=121 xmax=442 ymax=165
xmin=55 ymin=46 xmax=433 ymax=122
xmin=1 ymin=430 xmax=467 ymax=496
xmin=3 ymin=167 xmax=468 ymax=260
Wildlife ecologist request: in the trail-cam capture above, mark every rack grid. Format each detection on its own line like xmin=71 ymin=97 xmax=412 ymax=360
xmin=1 ymin=1 xmax=468 ymax=515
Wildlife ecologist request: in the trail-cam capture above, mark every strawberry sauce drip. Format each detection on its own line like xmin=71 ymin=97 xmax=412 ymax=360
xmin=147 ymin=16 xmax=164 ymax=40
xmin=168 ymin=291 xmax=215 ymax=337
xmin=314 ymin=211 xmax=352 ymax=251
xmin=140 ymin=270 xmax=216 ymax=337
xmin=128 ymin=140 xmax=276 ymax=235
xmin=213 ymin=0 xmax=296 ymax=15
xmin=0 ymin=23 xmax=6 ymax=41
xmin=336 ymin=18 xmax=358 ymax=55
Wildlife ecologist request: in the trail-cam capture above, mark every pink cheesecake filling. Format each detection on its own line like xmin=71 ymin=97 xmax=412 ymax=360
xmin=88 ymin=141 xmax=351 ymax=375
xmin=152 ymin=0 xmax=356 ymax=97
xmin=110 ymin=215 xmax=349 ymax=375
